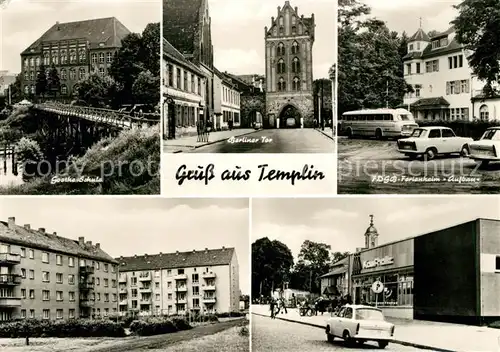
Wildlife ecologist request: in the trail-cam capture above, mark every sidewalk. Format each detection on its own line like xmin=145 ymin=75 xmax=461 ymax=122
xmin=251 ymin=305 xmax=500 ymax=352
xmin=163 ymin=128 xmax=257 ymax=153
xmin=315 ymin=127 xmax=334 ymax=140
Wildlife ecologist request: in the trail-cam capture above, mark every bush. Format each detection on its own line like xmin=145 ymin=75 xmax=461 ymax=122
xmin=0 ymin=319 xmax=125 ymax=338
xmin=119 ymin=316 xmax=135 ymax=328
xmin=216 ymin=311 xmax=246 ymax=318
xmin=15 ymin=137 xmax=43 ymax=163
xmin=129 ymin=318 xmax=191 ymax=336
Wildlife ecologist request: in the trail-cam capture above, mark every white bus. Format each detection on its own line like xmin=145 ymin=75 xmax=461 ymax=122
xmin=340 ymin=108 xmax=419 ymax=139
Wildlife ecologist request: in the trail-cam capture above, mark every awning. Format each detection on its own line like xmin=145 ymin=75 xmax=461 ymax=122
xmin=323 ymin=286 xmax=339 ymax=295
xmin=410 ymin=97 xmax=450 ymax=109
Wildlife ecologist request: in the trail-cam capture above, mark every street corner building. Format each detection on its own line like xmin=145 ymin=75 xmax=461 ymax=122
xmin=116 ymin=247 xmax=240 ymax=316
xmin=322 ymin=216 xmax=500 ymax=325
xmin=20 ymin=17 xmax=130 ymax=98
xmin=403 ymin=26 xmax=500 ymax=121
xmin=0 ymin=217 xmax=118 ymax=322
xmin=264 ymin=1 xmax=315 ymax=129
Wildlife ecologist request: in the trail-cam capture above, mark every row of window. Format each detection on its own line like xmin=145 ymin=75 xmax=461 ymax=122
xmin=446 ymin=79 xmax=470 ymax=95
xmin=222 ymin=110 xmax=240 ymax=124
xmin=276 ymin=41 xmax=300 ymax=56
xmin=276 ymin=57 xmax=301 ymax=74
xmin=23 ymin=84 xmax=69 ymax=95
xmin=23 ymin=52 xmax=113 ymax=68
xmin=13 ymin=288 xmax=116 ymax=302
xmin=277 ymin=76 xmax=301 ymax=91
xmin=120 ymin=277 xmax=215 ymax=291
xmin=406 ymin=55 xmax=464 ymax=75
xmin=24 ymin=65 xmax=108 ymax=82
xmin=16 ymin=269 xmax=117 ymax=287
xmin=222 ymin=86 xmax=239 ymax=106
xmin=19 ymin=307 xmax=117 ymax=320
xmin=166 ymin=63 xmax=203 ymax=96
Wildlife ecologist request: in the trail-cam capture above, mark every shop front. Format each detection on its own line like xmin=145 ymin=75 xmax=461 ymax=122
xmin=351 ymin=238 xmax=414 ymax=319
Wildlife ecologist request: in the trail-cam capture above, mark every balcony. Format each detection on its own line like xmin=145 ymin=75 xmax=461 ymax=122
xmin=139 ymin=298 xmax=152 ymax=305
xmin=119 ymin=300 xmax=128 ymax=306
xmin=79 ymin=266 xmax=95 ymax=274
xmin=175 ymin=285 xmax=187 ymax=292
xmin=119 ymin=287 xmax=128 ymax=293
xmin=138 ymin=274 xmax=151 ymax=281
xmin=79 ymin=299 xmax=95 ymax=307
xmin=0 ymin=274 xmax=21 ymax=285
xmin=0 ymin=297 xmax=21 ymax=307
xmin=202 ymin=272 xmax=216 ymax=279
xmin=174 ymin=274 xmax=188 ymax=280
xmin=119 ymin=276 xmax=127 ymax=283
xmin=139 ymin=286 xmax=152 ymax=293
xmin=79 ymin=281 xmax=95 ymax=290
xmin=175 ymin=297 xmax=187 ymax=304
xmin=203 ymin=297 xmax=216 ymax=304
xmin=0 ymin=253 xmax=21 ymax=265
xmin=202 ymin=284 xmax=216 ymax=291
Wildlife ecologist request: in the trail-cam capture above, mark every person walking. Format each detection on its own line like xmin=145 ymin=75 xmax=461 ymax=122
xmin=270 ymin=295 xmax=276 ymax=319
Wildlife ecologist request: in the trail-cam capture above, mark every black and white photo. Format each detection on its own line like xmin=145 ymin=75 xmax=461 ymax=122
xmin=337 ymin=0 xmax=500 ymax=194
xmin=0 ymin=197 xmax=249 ymax=351
xmin=0 ymin=0 xmax=161 ymax=195
xmin=251 ymin=197 xmax=500 ymax=351
xmin=162 ymin=0 xmax=336 ymax=154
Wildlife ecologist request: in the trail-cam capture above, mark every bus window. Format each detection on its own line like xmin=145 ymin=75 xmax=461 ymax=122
xmin=367 ymin=115 xmax=375 ymax=121
xmin=375 ymin=114 xmax=383 ymax=121
xmin=399 ymin=114 xmax=412 ymax=121
xmin=383 ymin=114 xmax=393 ymax=121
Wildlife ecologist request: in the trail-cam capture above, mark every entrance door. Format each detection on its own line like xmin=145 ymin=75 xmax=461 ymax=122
xmin=168 ymin=103 xmax=175 ymax=139
xmin=279 ymin=105 xmax=301 ymax=128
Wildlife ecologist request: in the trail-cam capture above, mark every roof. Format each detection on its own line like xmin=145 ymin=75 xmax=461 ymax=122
xmin=0 ymin=219 xmax=116 ymax=263
xmin=163 ymin=0 xmax=203 ymax=56
xmin=117 ymin=247 xmax=235 ymax=271
xmin=22 ymin=17 xmax=131 ymax=55
xmin=163 ymin=38 xmax=204 ymax=76
xmin=321 ymin=257 xmax=349 ymax=278
xmin=267 ymin=2 xmax=315 ymax=40
xmin=409 ymin=28 xmax=430 ymax=42
xmin=343 ymin=108 xmax=411 ymax=115
xmin=404 ymin=27 xmax=463 ymax=61
xmin=410 ymin=97 xmax=450 ymax=108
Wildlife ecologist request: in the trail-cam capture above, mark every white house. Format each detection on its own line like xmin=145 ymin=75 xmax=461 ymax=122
xmin=163 ymin=38 xmax=207 ymax=140
xmin=213 ymin=69 xmax=241 ymax=130
xmin=403 ymin=27 xmax=500 ymax=121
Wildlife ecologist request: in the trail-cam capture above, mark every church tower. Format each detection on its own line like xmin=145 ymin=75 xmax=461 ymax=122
xmin=264 ymin=1 xmax=315 ymax=129
xmin=364 ymin=215 xmax=379 ymax=249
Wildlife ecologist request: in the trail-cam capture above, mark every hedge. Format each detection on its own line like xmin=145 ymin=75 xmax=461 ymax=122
xmin=216 ymin=311 xmax=246 ymax=318
xmin=0 ymin=319 xmax=125 ymax=338
xmin=129 ymin=318 xmax=192 ymax=336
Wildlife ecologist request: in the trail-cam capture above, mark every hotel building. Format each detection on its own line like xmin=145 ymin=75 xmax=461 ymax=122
xmin=403 ymin=26 xmax=500 ymax=121
xmin=117 ymin=247 xmax=240 ymax=316
xmin=0 ymin=217 xmax=118 ymax=321
xmin=20 ymin=17 xmax=130 ymax=98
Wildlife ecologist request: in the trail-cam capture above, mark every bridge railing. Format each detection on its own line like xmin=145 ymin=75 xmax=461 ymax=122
xmin=34 ymin=102 xmax=160 ymax=128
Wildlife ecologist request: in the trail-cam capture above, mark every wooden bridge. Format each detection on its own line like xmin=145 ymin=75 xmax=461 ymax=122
xmin=33 ymin=103 xmax=160 ymax=130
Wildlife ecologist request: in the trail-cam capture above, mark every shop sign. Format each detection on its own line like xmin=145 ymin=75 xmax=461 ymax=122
xmin=362 ymin=256 xmax=394 ymax=269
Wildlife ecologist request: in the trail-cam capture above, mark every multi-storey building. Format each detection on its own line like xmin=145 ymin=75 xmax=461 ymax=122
xmin=403 ymin=26 xmax=500 ymax=121
xmin=320 ymin=257 xmax=350 ymax=298
xmin=163 ymin=38 xmax=207 ymax=140
xmin=0 ymin=71 xmax=17 ymax=100
xmin=117 ymin=247 xmax=239 ymax=317
xmin=264 ymin=1 xmax=315 ymax=128
xmin=163 ymin=0 xmax=215 ymax=133
xmin=0 ymin=217 xmax=118 ymax=321
xmin=20 ymin=17 xmax=130 ymax=98
xmin=214 ymin=69 xmax=241 ymax=130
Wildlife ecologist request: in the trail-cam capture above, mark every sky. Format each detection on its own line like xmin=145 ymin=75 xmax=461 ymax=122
xmin=0 ymin=197 xmax=251 ymax=294
xmin=364 ymin=0 xmax=462 ymax=36
xmin=252 ymin=197 xmax=500 ymax=260
xmin=210 ymin=0 xmax=336 ymax=79
xmin=0 ymin=0 xmax=160 ymax=73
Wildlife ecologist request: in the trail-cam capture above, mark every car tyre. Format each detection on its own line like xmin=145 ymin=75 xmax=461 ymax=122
xmin=343 ymin=330 xmax=354 ymax=346
xmin=326 ymin=326 xmax=334 ymax=343
xmin=378 ymin=341 xmax=388 ymax=349
xmin=375 ymin=128 xmax=383 ymax=140
xmin=460 ymin=145 xmax=470 ymax=157
xmin=424 ymin=148 xmax=437 ymax=161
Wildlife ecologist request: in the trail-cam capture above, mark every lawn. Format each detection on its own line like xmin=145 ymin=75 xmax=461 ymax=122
xmin=0 ymin=337 xmax=125 ymax=352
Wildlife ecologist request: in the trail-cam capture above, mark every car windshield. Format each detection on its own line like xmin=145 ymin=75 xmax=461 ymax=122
xmin=481 ymin=129 xmax=500 ymax=141
xmin=410 ymin=129 xmax=427 ymax=138
xmin=355 ymin=308 xmax=385 ymax=321
xmin=398 ymin=114 xmax=413 ymax=121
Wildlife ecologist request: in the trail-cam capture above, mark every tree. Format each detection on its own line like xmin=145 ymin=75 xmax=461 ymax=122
xmin=35 ymin=63 xmax=47 ymax=100
xmin=331 ymin=251 xmax=350 ymax=263
xmin=47 ymin=63 xmax=61 ymax=98
xmin=141 ymin=22 xmax=160 ymax=77
xmin=251 ymin=237 xmax=294 ymax=298
xmin=452 ymin=0 xmax=500 ymax=95
xmin=7 ymin=74 xmax=22 ymax=104
xmin=132 ymin=70 xmax=160 ymax=105
xmin=75 ymin=74 xmax=117 ymax=107
xmin=337 ymin=0 xmax=410 ymax=115
xmin=290 ymin=240 xmax=332 ymax=293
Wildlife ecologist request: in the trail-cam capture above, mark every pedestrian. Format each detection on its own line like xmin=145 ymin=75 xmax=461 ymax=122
xmin=270 ymin=296 xmax=276 ymax=319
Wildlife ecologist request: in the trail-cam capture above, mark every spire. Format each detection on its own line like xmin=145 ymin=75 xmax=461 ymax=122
xmin=369 ymin=214 xmax=374 ymax=226
xmin=419 ymin=17 xmax=422 ymax=29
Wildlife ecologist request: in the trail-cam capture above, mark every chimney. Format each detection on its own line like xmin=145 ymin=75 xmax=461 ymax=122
xmin=176 ymin=251 xmax=179 ymax=255
xmin=272 ymin=16 xmax=274 ymax=23
xmin=159 ymin=252 xmax=162 ymax=257
xmin=86 ymin=241 xmax=92 ymax=246
xmin=95 ymin=243 xmax=100 ymax=249
xmin=193 ymin=249 xmax=196 ymax=253
xmin=120 ymin=256 xmax=123 ymax=260
xmin=144 ymin=254 xmax=147 ymax=257
xmin=53 ymin=232 xmax=57 ymax=236
xmin=78 ymin=237 xmax=84 ymax=246
xmin=205 ymin=248 xmax=208 ymax=253
xmin=301 ymin=15 xmax=304 ymax=19
xmin=56 ymin=21 xmax=60 ymax=30
xmin=24 ymin=224 xmax=30 ymax=230
xmin=7 ymin=217 xmax=15 ymax=228
xmin=222 ymin=246 xmax=225 ymax=250
xmin=295 ymin=6 xmax=297 ymax=13
xmin=277 ymin=6 xmax=280 ymax=15
xmin=38 ymin=228 xmax=45 ymax=233
xmin=134 ymin=254 xmax=137 ymax=258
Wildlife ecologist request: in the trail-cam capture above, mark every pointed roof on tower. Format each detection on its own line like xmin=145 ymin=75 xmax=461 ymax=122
xmin=365 ymin=215 xmax=378 ymax=237
xmin=409 ymin=28 xmax=430 ymax=42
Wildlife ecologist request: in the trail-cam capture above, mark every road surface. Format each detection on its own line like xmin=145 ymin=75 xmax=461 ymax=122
xmin=338 ymin=138 xmax=500 ymax=194
xmin=192 ymin=129 xmax=334 ymax=153
xmin=251 ymin=314 xmax=424 ymax=351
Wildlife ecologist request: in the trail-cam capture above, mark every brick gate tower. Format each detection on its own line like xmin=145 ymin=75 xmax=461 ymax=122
xmin=264 ymin=1 xmax=315 ymax=129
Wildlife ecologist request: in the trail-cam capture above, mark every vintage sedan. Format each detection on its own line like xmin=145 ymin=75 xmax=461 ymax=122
xmin=397 ymin=127 xmax=473 ymax=160
xmin=325 ymin=305 xmax=395 ymax=349
xmin=469 ymin=127 xmax=500 ymax=166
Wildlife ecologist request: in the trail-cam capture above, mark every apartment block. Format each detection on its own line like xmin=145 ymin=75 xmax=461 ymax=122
xmin=117 ymin=247 xmax=239 ymax=316
xmin=0 ymin=217 xmax=118 ymax=321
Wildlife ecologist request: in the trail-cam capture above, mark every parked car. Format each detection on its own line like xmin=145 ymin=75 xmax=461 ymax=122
xmin=325 ymin=304 xmax=395 ymax=349
xmin=468 ymin=127 xmax=500 ymax=167
xmin=396 ymin=126 xmax=473 ymax=160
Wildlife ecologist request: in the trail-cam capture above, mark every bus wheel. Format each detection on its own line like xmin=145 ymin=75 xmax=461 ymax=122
xmin=346 ymin=128 xmax=353 ymax=139
xmin=375 ymin=129 xmax=383 ymax=140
